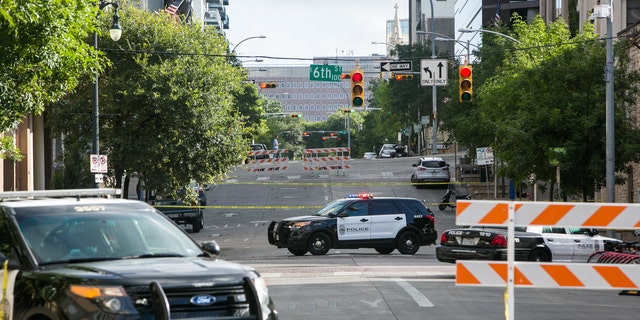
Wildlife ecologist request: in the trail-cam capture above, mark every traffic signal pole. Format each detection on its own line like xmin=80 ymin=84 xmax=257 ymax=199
xmin=429 ymin=0 xmax=438 ymax=155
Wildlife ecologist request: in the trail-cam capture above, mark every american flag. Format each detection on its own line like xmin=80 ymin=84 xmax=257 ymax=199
xmin=165 ymin=0 xmax=184 ymax=15
xmin=494 ymin=1 xmax=501 ymax=26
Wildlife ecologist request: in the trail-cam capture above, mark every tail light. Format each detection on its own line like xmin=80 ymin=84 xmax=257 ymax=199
xmin=490 ymin=234 xmax=507 ymax=247
xmin=417 ymin=167 xmax=427 ymax=171
xmin=440 ymin=232 xmax=448 ymax=244
xmin=425 ymin=214 xmax=435 ymax=226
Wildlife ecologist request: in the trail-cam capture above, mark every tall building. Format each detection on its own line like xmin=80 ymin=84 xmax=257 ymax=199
xmin=246 ymin=55 xmax=388 ymax=122
xmin=409 ymin=0 xmax=456 ymax=57
xmin=454 ymin=1 xmax=640 ymax=62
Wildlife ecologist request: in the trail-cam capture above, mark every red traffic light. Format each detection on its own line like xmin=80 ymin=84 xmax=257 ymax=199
xmin=459 ymin=65 xmax=473 ymax=103
xmin=459 ymin=66 xmax=472 ymax=78
xmin=351 ymin=72 xmax=363 ymax=82
xmin=260 ymin=82 xmax=277 ymax=89
xmin=394 ymin=74 xmax=413 ymax=81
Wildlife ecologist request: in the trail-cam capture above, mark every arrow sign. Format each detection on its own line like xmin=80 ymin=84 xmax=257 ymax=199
xmin=420 ymin=59 xmax=448 ymax=86
xmin=380 ymin=61 xmax=412 ymax=72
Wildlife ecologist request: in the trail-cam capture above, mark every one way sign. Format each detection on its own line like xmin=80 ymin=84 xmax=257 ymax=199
xmin=420 ymin=59 xmax=448 ymax=86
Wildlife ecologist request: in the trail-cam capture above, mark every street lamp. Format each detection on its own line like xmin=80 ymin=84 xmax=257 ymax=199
xmin=371 ymin=41 xmax=396 ymax=57
xmin=231 ymin=35 xmax=266 ymax=53
xmin=434 ymin=37 xmax=480 ymax=64
xmin=93 ymin=1 xmax=122 ymax=188
xmin=458 ymin=27 xmax=521 ymax=43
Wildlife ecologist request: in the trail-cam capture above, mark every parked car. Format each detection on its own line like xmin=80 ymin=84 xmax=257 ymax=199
xmin=378 ymin=144 xmax=396 ymax=158
xmin=410 ymin=157 xmax=451 ymax=188
xmin=247 ymin=143 xmax=271 ymax=162
xmin=268 ymin=193 xmax=437 ymax=256
xmin=0 ymin=189 xmax=278 ymax=320
xmin=525 ymin=226 xmax=623 ymax=262
xmin=436 ymin=226 xmax=551 ymax=263
xmin=152 ymin=187 xmax=205 ymax=233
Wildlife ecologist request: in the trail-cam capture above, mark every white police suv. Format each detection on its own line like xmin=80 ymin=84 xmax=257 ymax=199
xmin=267 ymin=194 xmax=437 ymax=256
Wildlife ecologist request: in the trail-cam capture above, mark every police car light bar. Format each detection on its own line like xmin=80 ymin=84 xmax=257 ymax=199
xmin=348 ymin=193 xmax=374 ymax=199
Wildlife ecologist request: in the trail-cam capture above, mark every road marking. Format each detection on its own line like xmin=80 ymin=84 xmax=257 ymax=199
xmin=394 ymin=278 xmax=434 ymax=307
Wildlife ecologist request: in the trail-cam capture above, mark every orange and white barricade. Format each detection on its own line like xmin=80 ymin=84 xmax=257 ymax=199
xmin=303 ymin=148 xmax=350 ymax=177
xmin=454 ymin=200 xmax=640 ymax=320
xmin=246 ymin=149 xmax=288 ymax=176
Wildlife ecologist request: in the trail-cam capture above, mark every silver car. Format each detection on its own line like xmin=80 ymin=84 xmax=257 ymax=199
xmin=411 ymin=157 xmax=451 ymax=188
xmin=378 ymin=144 xmax=396 ymax=158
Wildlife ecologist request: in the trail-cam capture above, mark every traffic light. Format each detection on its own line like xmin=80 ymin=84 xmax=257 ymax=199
xmin=394 ymin=73 xmax=413 ymax=81
xmin=342 ymin=109 xmax=354 ymax=114
xmin=290 ymin=114 xmax=302 ymax=118
xmin=303 ymin=132 xmax=309 ymax=137
xmin=341 ymin=73 xmax=351 ymax=80
xmin=350 ymin=70 xmax=364 ymax=107
xmin=260 ymin=82 xmax=277 ymax=89
xmin=459 ymin=65 xmax=473 ymax=102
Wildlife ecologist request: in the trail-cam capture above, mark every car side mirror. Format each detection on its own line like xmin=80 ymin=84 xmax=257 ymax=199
xmin=201 ymin=241 xmax=221 ymax=256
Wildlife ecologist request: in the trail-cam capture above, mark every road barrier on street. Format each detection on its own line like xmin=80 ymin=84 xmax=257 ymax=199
xmin=303 ymin=148 xmax=351 ymax=177
xmin=454 ymin=200 xmax=640 ymax=320
xmin=247 ymin=149 xmax=288 ymax=175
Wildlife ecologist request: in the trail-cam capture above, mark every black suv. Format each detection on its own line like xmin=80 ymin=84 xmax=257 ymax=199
xmin=267 ymin=194 xmax=437 ymax=255
xmin=0 ymin=189 xmax=278 ymax=320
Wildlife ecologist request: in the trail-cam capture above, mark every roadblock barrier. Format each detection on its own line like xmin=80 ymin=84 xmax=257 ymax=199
xmin=456 ymin=261 xmax=640 ymax=290
xmin=455 ymin=200 xmax=640 ymax=319
xmin=455 ymin=200 xmax=640 ymax=229
xmin=247 ymin=149 xmax=288 ymax=175
xmin=304 ymin=148 xmax=350 ymax=177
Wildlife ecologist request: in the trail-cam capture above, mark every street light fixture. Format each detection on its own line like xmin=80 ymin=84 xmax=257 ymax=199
xmin=93 ymin=1 xmax=122 ymax=188
xmin=458 ymin=27 xmax=520 ymax=43
xmin=231 ymin=35 xmax=266 ymax=53
xmin=434 ymin=37 xmax=480 ymax=64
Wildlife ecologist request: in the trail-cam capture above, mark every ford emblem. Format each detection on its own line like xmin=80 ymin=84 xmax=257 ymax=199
xmin=190 ymin=295 xmax=216 ymax=306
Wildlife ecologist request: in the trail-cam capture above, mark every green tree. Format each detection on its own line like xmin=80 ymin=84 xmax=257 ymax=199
xmin=0 ymin=0 xmax=99 ymax=160
xmin=48 ymin=4 xmax=251 ymax=193
xmin=463 ymin=15 xmax=640 ymax=200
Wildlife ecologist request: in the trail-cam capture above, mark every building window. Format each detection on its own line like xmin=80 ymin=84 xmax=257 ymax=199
xmin=304 ymin=82 xmax=309 ymax=88
xmin=293 ymin=82 xmax=297 ymax=88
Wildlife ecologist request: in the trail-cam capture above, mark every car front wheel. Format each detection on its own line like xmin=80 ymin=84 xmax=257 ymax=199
xmin=308 ymin=233 xmax=331 ymax=255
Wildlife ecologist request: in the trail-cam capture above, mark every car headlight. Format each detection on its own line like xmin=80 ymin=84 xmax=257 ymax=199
xmin=69 ymin=285 xmax=134 ymax=314
xmin=290 ymin=221 xmax=311 ymax=229
xmin=250 ymin=272 xmax=273 ymax=319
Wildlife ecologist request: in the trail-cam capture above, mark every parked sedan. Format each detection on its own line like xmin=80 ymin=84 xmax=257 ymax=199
xmin=436 ymin=226 xmax=551 ymax=263
xmin=526 ymin=226 xmax=623 ymax=262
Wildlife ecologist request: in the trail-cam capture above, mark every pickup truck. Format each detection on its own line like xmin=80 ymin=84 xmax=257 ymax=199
xmin=152 ymin=191 xmax=204 ymax=233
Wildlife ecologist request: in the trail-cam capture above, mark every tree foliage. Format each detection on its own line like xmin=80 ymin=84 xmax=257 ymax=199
xmin=0 ymin=0 xmax=98 ymax=159
xmin=449 ymin=15 xmax=640 ymax=200
xmin=48 ymin=4 xmax=253 ymax=192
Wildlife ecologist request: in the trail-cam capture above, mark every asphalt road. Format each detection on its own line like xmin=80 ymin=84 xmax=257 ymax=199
xmin=184 ymin=155 xmax=640 ymax=320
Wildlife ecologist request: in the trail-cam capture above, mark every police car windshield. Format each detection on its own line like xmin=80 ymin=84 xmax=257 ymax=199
xmin=313 ymin=199 xmax=350 ymax=217
xmin=16 ymin=209 xmax=203 ymax=265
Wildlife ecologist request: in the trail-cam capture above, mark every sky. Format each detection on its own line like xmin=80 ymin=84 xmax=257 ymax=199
xmin=224 ymin=0 xmax=408 ymax=66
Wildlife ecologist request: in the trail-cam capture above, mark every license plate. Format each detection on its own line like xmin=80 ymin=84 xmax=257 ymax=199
xmin=462 ymin=238 xmax=477 ymax=246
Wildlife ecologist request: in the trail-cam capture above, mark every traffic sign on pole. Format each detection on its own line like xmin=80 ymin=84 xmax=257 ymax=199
xmin=420 ymin=59 xmax=448 ymax=86
xmin=380 ymin=61 xmax=412 ymax=72
xmin=310 ymin=64 xmax=343 ymax=82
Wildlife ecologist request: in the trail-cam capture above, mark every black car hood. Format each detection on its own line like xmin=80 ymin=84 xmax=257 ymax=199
xmin=42 ymin=257 xmax=254 ymax=283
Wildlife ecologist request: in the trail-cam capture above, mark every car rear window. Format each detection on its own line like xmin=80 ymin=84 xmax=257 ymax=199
xmin=422 ymin=160 xmax=446 ymax=168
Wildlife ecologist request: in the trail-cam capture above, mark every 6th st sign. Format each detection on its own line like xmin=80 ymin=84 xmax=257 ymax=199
xmin=420 ymin=59 xmax=448 ymax=86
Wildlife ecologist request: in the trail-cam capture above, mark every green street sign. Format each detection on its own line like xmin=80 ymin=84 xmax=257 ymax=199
xmin=310 ymin=64 xmax=342 ymax=82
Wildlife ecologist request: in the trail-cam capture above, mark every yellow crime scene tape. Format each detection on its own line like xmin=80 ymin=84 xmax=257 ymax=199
xmin=150 ymin=180 xmax=475 ymax=210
